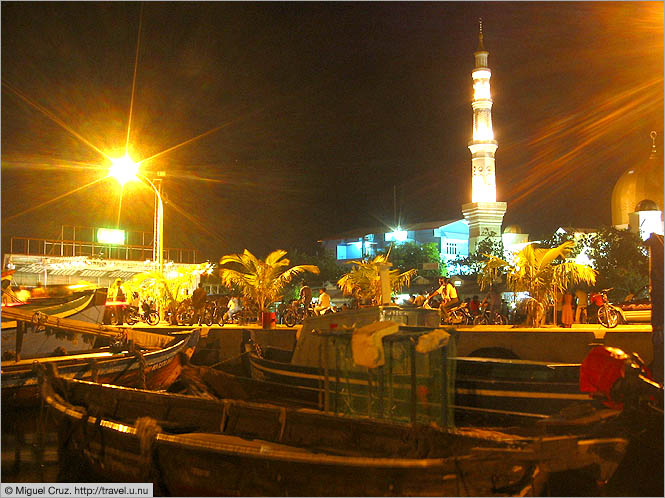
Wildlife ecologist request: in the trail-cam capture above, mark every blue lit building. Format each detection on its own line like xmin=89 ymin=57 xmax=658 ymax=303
xmin=320 ymin=219 xmax=469 ymax=266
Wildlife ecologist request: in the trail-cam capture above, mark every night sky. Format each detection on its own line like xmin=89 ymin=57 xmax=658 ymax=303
xmin=2 ymin=2 xmax=663 ymax=261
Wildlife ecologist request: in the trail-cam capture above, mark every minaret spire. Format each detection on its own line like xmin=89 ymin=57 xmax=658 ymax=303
xmin=462 ymin=21 xmax=507 ymax=252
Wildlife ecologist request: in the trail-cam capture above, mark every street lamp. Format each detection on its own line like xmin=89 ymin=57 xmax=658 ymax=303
xmin=109 ymin=155 xmax=164 ymax=273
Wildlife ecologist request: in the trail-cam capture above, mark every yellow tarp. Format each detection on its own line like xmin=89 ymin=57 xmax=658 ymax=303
xmin=351 ymin=321 xmax=399 ymax=368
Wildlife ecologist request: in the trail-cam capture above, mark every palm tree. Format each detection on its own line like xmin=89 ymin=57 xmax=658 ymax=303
xmin=479 ymin=241 xmax=597 ymax=326
xmin=337 ymin=251 xmax=417 ymax=305
xmin=218 ymin=249 xmax=319 ymax=319
xmin=125 ymin=263 xmax=211 ymax=322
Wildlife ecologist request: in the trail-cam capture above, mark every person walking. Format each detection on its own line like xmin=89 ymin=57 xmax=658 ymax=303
xmin=561 ymin=290 xmax=574 ymax=328
xmin=575 ymin=288 xmax=588 ymax=324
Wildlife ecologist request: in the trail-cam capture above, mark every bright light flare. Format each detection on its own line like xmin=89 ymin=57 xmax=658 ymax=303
xmin=109 ymin=155 xmax=139 ymax=185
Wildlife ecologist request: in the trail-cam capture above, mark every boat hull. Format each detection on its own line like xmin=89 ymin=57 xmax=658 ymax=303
xmin=1 ymin=288 xmax=107 ymax=358
xmin=43 ymin=376 xmax=628 ymax=497
xmin=2 ymin=330 xmax=199 ymax=407
xmin=245 ymin=347 xmax=592 ymax=425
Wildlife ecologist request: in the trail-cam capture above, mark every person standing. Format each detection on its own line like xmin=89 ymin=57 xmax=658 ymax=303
xmin=191 ymin=283 xmax=207 ymax=325
xmin=575 ymin=288 xmax=588 ymax=323
xmin=299 ymin=282 xmax=312 ymax=313
xmin=561 ymin=290 xmax=574 ymax=328
xmin=108 ymin=278 xmax=127 ymax=324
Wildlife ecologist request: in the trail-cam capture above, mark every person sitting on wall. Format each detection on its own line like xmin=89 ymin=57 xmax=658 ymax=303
xmin=224 ymin=296 xmax=242 ymax=322
xmin=314 ymin=287 xmax=332 ymax=315
xmin=469 ymin=295 xmax=481 ymax=316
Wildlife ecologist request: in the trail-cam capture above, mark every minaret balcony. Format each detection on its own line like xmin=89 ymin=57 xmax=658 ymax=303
xmin=471 ymin=99 xmax=493 ymax=109
xmin=468 ymin=141 xmax=498 ymax=150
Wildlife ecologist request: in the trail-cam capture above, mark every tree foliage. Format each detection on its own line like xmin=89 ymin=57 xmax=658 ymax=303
xmin=288 ymin=247 xmax=345 ymax=285
xmin=219 ymin=249 xmax=319 ymax=315
xmin=578 ymin=227 xmax=649 ymax=301
xmin=451 ymin=231 xmax=505 ymax=276
xmin=379 ymin=242 xmax=444 ymax=277
xmin=337 ymin=249 xmax=417 ymax=305
xmin=479 ymin=241 xmax=597 ymax=326
xmin=124 ymin=263 xmax=211 ymax=315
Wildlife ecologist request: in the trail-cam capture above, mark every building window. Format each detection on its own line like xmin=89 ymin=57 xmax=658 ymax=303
xmin=446 ymin=242 xmax=458 ymax=255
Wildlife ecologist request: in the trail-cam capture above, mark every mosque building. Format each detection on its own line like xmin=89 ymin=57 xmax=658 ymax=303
xmin=611 ymin=131 xmax=664 ymax=241
xmin=322 ymin=22 xmax=663 ymax=272
xmin=322 ymin=22 xmax=523 ymax=267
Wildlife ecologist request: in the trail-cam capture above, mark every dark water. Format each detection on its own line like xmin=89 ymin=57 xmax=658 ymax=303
xmin=3 ymin=406 xmax=661 ymax=497
xmin=1 ymin=407 xmax=90 ymax=484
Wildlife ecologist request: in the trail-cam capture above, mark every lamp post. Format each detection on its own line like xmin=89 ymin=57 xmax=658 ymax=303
xmin=109 ymin=155 xmax=164 ymax=273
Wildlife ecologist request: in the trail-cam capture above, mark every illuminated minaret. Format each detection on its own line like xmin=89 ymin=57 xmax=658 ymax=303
xmin=462 ymin=20 xmax=507 ymax=252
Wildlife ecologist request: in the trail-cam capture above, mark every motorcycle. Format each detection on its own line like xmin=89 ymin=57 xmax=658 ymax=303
xmin=424 ymin=298 xmax=472 ymax=325
xmin=125 ymin=299 xmax=160 ymax=326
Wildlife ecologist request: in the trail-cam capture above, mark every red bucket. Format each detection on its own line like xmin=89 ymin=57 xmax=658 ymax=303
xmin=261 ymin=311 xmax=276 ymax=329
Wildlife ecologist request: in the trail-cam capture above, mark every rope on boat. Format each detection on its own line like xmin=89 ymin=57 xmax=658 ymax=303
xmin=134 ymin=350 xmax=147 ymax=389
xmin=277 ymin=407 xmax=287 ymax=442
xmin=88 ymin=359 xmax=99 ymax=383
xmin=31 ymin=311 xmax=48 ymax=325
xmin=208 ymin=349 xmax=250 ymax=368
xmin=135 ymin=416 xmax=162 ymax=478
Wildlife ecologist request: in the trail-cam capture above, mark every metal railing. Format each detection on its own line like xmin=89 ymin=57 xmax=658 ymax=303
xmin=9 ymin=236 xmax=198 ymax=264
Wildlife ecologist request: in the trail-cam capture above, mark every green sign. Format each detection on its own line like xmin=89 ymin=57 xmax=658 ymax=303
xmin=97 ymin=228 xmax=125 ymax=245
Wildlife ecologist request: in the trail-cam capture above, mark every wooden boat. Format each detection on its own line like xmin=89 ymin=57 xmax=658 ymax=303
xmin=41 ymin=372 xmax=628 ymax=497
xmin=2 ymin=328 xmax=199 ymax=407
xmin=239 ymin=322 xmax=595 ymax=426
xmin=2 ymin=285 xmax=108 ymax=358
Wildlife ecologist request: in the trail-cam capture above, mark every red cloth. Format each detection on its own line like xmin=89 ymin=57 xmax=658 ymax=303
xmin=580 ymin=346 xmax=628 ymax=409
xmin=589 ymin=293 xmax=604 ymax=306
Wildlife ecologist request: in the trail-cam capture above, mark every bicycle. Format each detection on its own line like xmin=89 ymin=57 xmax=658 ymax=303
xmin=473 ymin=304 xmax=507 ymax=325
xmin=283 ymin=301 xmax=314 ymax=327
xmin=597 ymin=288 xmax=623 ymax=328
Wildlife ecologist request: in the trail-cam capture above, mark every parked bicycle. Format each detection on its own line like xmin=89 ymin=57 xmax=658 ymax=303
xmin=125 ymin=299 xmax=160 ymax=326
xmin=175 ymin=299 xmax=195 ymax=326
xmin=597 ymin=288 xmax=623 ymax=328
xmin=198 ymin=299 xmax=228 ymax=326
xmin=473 ymin=304 xmax=507 ymax=325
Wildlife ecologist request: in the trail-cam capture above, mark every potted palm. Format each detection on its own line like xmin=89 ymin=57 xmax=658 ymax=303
xmin=479 ymin=241 xmax=596 ymax=327
xmin=218 ymin=249 xmax=319 ymax=327
xmin=337 ymin=251 xmax=417 ymax=305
